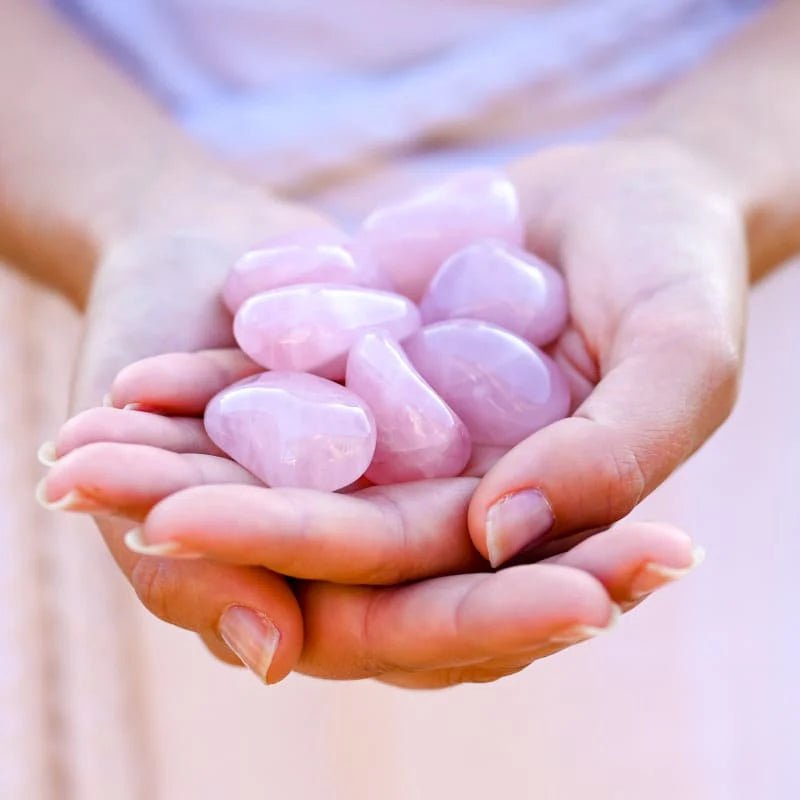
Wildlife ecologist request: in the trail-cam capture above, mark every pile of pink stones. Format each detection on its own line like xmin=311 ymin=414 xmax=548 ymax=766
xmin=204 ymin=170 xmax=571 ymax=491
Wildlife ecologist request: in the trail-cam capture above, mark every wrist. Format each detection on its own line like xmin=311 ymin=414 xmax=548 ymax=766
xmin=619 ymin=126 xmax=800 ymax=282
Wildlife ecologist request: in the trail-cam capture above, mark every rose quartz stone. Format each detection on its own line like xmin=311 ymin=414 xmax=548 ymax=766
xmin=357 ymin=169 xmax=524 ymax=301
xmin=420 ymin=239 xmax=569 ymax=346
xmin=403 ymin=320 xmax=571 ymax=447
xmin=346 ymin=332 xmax=471 ymax=484
xmin=204 ymin=372 xmax=376 ymax=491
xmin=223 ymin=228 xmax=388 ymax=314
xmin=233 ymin=284 xmax=421 ymax=379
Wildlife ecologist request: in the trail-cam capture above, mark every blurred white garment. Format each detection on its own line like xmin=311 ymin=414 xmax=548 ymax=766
xmin=54 ymin=0 xmax=765 ymax=185
xmin=4 ymin=2 xmax=795 ymax=800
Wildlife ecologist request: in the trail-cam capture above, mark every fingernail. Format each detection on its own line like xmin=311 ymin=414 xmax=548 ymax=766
xmin=486 ymin=489 xmax=554 ymax=568
xmin=124 ymin=528 xmax=201 ymax=559
xmin=34 ymin=478 xmax=111 ymax=514
xmin=550 ymin=603 xmax=621 ymax=644
xmin=102 ymin=393 xmax=114 ymax=407
xmin=630 ymin=546 xmax=706 ymax=600
xmin=219 ymin=606 xmax=281 ymax=684
xmin=122 ymin=403 xmax=146 ymax=412
xmin=37 ymin=441 xmax=58 ymax=467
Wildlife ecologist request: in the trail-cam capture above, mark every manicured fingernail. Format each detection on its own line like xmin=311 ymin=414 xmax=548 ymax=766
xmin=124 ymin=528 xmax=201 ymax=558
xmin=219 ymin=606 xmax=281 ymax=684
xmin=630 ymin=546 xmax=706 ymax=600
xmin=550 ymin=603 xmax=621 ymax=644
xmin=486 ymin=489 xmax=554 ymax=568
xmin=37 ymin=441 xmax=58 ymax=467
xmin=34 ymin=478 xmax=110 ymax=514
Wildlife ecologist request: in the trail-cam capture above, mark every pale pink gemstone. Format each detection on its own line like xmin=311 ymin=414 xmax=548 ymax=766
xmin=233 ymin=284 xmax=421 ymax=380
xmin=204 ymin=372 xmax=376 ymax=491
xmin=357 ymin=169 xmax=524 ymax=300
xmin=403 ymin=320 xmax=570 ymax=447
xmin=420 ymin=239 xmax=568 ymax=346
xmin=346 ymin=332 xmax=471 ymax=484
xmin=223 ymin=228 xmax=388 ymax=314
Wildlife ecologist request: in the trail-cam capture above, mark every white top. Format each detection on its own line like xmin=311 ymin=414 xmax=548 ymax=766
xmin=53 ymin=0 xmax=767 ymax=185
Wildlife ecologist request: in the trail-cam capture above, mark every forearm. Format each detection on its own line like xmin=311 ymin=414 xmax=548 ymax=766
xmin=0 ymin=0 xmax=272 ymax=306
xmin=624 ymin=0 xmax=800 ymax=281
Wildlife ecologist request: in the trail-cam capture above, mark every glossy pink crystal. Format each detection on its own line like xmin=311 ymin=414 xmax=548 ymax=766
xmin=357 ymin=169 xmax=524 ymax=300
xmin=420 ymin=239 xmax=569 ymax=346
xmin=223 ymin=228 xmax=387 ymax=313
xmin=403 ymin=320 xmax=571 ymax=447
xmin=233 ymin=284 xmax=421 ymax=379
xmin=346 ymin=331 xmax=471 ymax=484
xmin=204 ymin=372 xmax=376 ymax=491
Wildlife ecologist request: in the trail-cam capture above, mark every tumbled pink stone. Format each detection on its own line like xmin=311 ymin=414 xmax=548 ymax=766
xmin=358 ymin=169 xmax=524 ymax=300
xmin=223 ymin=228 xmax=388 ymax=313
xmin=204 ymin=372 xmax=376 ymax=491
xmin=420 ymin=239 xmax=568 ymax=346
xmin=403 ymin=320 xmax=570 ymax=447
xmin=233 ymin=284 xmax=421 ymax=380
xmin=346 ymin=332 xmax=471 ymax=484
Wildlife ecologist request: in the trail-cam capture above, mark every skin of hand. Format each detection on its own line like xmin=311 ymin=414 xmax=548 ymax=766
xmin=469 ymin=138 xmax=747 ymax=566
xmin=62 ymin=193 xmax=340 ymax=684
xmin=38 ymin=138 xmax=732 ymax=688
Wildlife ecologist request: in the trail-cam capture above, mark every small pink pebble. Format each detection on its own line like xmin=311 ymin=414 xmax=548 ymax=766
xmin=358 ymin=169 xmax=524 ymax=301
xmin=233 ymin=284 xmax=421 ymax=379
xmin=204 ymin=372 xmax=376 ymax=491
xmin=420 ymin=239 xmax=568 ymax=346
xmin=223 ymin=228 xmax=387 ymax=313
xmin=403 ymin=320 xmax=570 ymax=448
xmin=346 ymin=331 xmax=471 ymax=484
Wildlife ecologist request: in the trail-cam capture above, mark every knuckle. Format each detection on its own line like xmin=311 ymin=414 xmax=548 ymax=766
xmin=692 ymin=326 xmax=743 ymax=425
xmin=360 ymin=495 xmax=410 ymax=585
xmin=129 ymin=557 xmax=184 ymax=627
xmin=600 ymin=436 xmax=649 ymax=521
xmin=358 ymin=591 xmax=394 ymax=674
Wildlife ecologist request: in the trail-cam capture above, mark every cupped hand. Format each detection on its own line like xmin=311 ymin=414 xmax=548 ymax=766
xmin=41 ymin=348 xmax=701 ymax=688
xmin=43 ymin=139 xmax=729 ymax=686
xmin=470 ymin=139 xmax=746 ymax=566
xmin=59 ymin=180 xmax=333 ymax=683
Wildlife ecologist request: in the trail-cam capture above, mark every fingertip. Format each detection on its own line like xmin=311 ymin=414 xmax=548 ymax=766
xmin=218 ymin=605 xmax=283 ymax=685
xmin=469 ymin=416 xmax=648 ymax=556
xmin=36 ymin=440 xmax=58 ymax=467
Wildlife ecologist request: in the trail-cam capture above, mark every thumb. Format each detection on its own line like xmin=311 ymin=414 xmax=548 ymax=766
xmin=468 ymin=146 xmax=746 ymax=567
xmin=468 ymin=318 xmax=741 ymax=567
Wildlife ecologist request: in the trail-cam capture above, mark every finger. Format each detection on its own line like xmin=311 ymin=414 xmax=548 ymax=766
xmin=376 ymin=643 xmax=564 ymax=689
xmin=52 ymin=407 xmax=223 ymax=459
xmin=296 ymin=564 xmax=617 ymax=679
xmin=94 ymin=517 xmax=303 ymax=684
xmin=376 ymin=521 xmax=701 ymax=688
xmin=544 ymin=521 xmax=703 ymax=605
xmin=37 ymin=443 xmax=258 ymax=520
xmin=130 ymin=479 xmax=487 ymax=583
xmin=109 ymin=349 xmax=261 ymax=415
xmin=470 ymin=299 xmax=740 ymax=566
